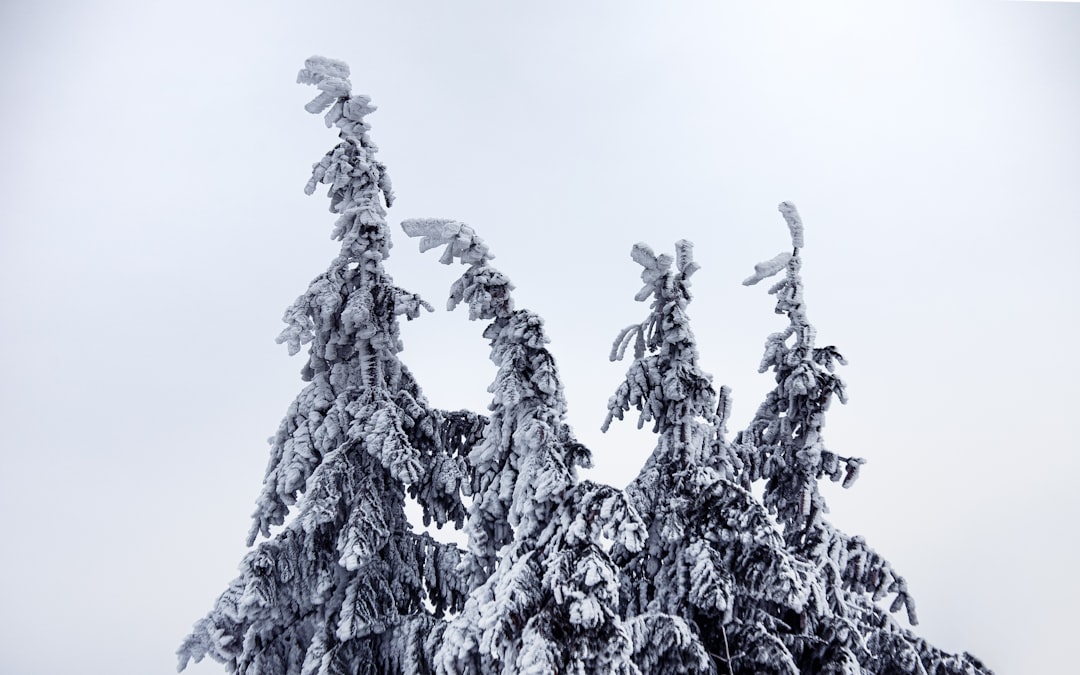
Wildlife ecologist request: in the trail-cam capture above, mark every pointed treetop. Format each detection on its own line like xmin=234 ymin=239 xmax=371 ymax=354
xmin=298 ymin=56 xmax=378 ymax=137
xmin=296 ymin=55 xmax=393 ymax=213
xmin=743 ymin=202 xmax=806 ymax=287
xmin=298 ymin=56 xmax=352 ymax=112
xmin=778 ymin=201 xmax=804 ymax=250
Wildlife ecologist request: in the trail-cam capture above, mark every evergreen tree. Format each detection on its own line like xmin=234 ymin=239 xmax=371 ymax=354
xmin=605 ymin=207 xmax=992 ymax=674
xmin=736 ymin=202 xmax=991 ymax=674
xmin=604 ymin=241 xmax=813 ymax=674
xmin=179 ymin=56 xmax=991 ymax=675
xmin=402 ymin=219 xmax=648 ymax=674
xmin=177 ymin=57 xmax=483 ymax=675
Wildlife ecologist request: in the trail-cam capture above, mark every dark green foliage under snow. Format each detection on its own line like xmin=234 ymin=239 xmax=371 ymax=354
xmin=179 ymin=56 xmax=991 ymax=675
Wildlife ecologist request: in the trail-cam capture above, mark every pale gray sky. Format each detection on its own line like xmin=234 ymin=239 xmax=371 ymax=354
xmin=1 ymin=1 xmax=1077 ymax=673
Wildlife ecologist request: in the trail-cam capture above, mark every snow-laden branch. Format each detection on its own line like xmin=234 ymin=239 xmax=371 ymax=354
xmin=401 ymin=218 xmax=492 ymax=266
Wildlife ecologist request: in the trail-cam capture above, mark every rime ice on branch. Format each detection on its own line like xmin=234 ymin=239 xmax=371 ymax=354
xmin=177 ymin=57 xmax=483 ymax=675
xmin=404 ymin=219 xmax=647 ymax=675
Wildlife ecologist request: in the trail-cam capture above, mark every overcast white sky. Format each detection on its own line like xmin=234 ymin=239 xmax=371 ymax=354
xmin=1 ymin=1 xmax=1077 ymax=673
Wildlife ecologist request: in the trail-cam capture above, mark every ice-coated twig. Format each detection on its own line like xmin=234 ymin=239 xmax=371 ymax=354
xmin=742 ymin=251 xmax=792 ymax=287
xmin=778 ymin=200 xmax=804 ymax=250
xmin=401 ymin=219 xmax=492 ymax=266
xmin=742 ymin=201 xmax=809 ymax=286
xmin=297 ymin=56 xmax=352 ymax=114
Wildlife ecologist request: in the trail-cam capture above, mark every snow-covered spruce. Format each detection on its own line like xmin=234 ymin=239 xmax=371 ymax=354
xmin=177 ymin=57 xmax=484 ymax=675
xmin=177 ymin=56 xmax=991 ymax=675
xmin=734 ymin=202 xmax=991 ymax=674
xmin=605 ymin=240 xmax=814 ymax=674
xmin=403 ymin=219 xmax=647 ymax=674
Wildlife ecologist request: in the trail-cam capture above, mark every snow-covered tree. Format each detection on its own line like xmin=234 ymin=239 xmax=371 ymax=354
xmin=735 ymin=202 xmax=991 ymax=674
xmin=604 ymin=241 xmax=814 ymax=674
xmin=603 ymin=208 xmax=992 ymax=674
xmin=178 ymin=56 xmax=990 ymax=675
xmin=177 ymin=57 xmax=483 ymax=675
xmin=403 ymin=219 xmax=648 ymax=674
